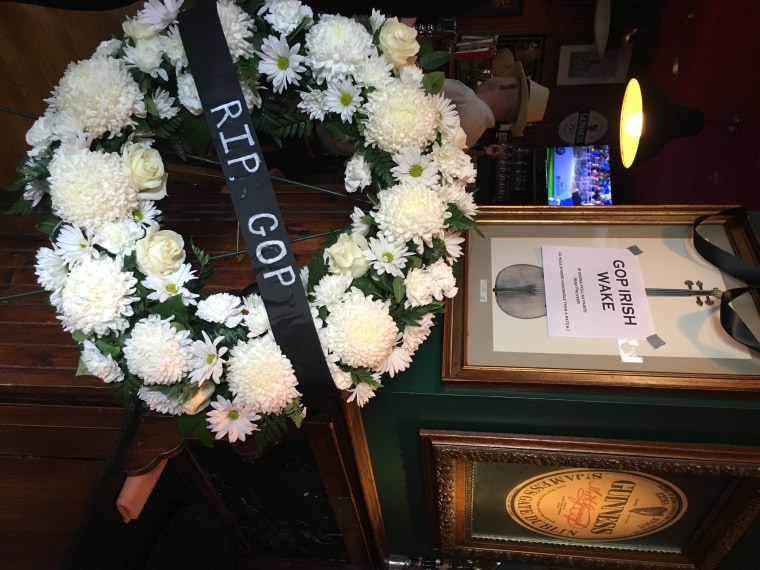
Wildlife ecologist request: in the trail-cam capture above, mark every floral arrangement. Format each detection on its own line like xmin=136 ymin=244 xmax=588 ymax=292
xmin=11 ymin=0 xmax=477 ymax=448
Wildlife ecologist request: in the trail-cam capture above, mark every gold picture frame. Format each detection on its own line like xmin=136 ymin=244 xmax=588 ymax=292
xmin=420 ymin=429 xmax=760 ymax=569
xmin=443 ymin=206 xmax=760 ymax=395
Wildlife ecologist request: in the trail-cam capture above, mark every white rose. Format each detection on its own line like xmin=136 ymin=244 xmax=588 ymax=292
xmin=124 ymin=144 xmax=167 ymax=200
xmin=378 ymin=17 xmax=420 ymax=68
xmin=122 ymin=17 xmax=156 ymax=41
xmin=182 ymin=382 xmax=216 ymax=415
xmin=324 ymin=232 xmax=370 ymax=278
xmin=135 ymin=224 xmax=186 ymax=276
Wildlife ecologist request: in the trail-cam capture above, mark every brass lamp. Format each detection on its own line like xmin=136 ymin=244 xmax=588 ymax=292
xmin=619 ymin=77 xmax=705 ymax=168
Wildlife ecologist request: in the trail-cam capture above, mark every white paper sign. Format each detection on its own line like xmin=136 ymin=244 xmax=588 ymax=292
xmin=542 ymin=245 xmax=655 ymax=339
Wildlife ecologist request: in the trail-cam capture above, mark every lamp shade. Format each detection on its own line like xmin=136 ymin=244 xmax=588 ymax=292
xmin=619 ymin=78 xmax=705 ymax=168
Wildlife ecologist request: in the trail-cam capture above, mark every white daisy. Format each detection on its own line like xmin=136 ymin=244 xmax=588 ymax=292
xmin=138 ymin=0 xmax=183 ymax=32
xmin=188 ymin=331 xmax=228 ymax=384
xmin=438 ymin=181 xmax=478 ymax=220
xmin=226 ymin=335 xmax=301 ymax=414
xmin=122 ymin=36 xmax=168 ymax=81
xmin=442 ymin=231 xmax=465 ymax=261
xmin=81 ymin=340 xmax=124 ymax=383
xmin=350 ymin=206 xmax=372 ymax=236
xmin=34 ymin=247 xmax=68 ymax=294
xmin=431 ymin=92 xmax=460 ymax=137
xmin=324 ymin=79 xmax=362 ymax=123
xmin=344 ymin=153 xmax=372 ymax=193
xmin=369 ymin=8 xmax=386 ymax=33
xmin=364 ymin=233 xmax=411 ymax=277
xmin=346 ymin=380 xmax=379 ymax=407
xmin=375 ymin=345 xmax=412 ymax=378
xmin=206 ymin=396 xmax=261 ymax=443
xmin=133 ymin=200 xmax=161 ymax=227
xmin=55 ymin=224 xmax=97 ymax=266
xmin=160 ymin=25 xmax=188 ymax=71
xmin=142 ymin=263 xmax=199 ymax=306
xmin=23 ymin=180 xmax=45 ymax=207
xmin=390 ymin=147 xmax=438 ymax=186
xmin=123 ymin=314 xmax=192 ymax=384
xmin=256 ymin=34 xmax=306 ymax=94
xmin=402 ymin=312 xmax=435 ymax=353
xmin=151 ymin=87 xmax=179 ymax=119
xmin=196 ymin=293 xmax=244 ymax=327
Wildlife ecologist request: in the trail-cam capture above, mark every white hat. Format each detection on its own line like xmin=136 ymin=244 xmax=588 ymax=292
xmin=491 ymin=49 xmax=550 ymax=137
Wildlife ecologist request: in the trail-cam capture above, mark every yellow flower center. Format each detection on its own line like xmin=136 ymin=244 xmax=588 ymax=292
xmin=276 ymin=56 xmax=290 ymax=71
xmin=340 ymin=92 xmax=353 ymax=107
xmin=206 ymin=353 xmax=216 ymax=365
xmin=409 ymin=164 xmax=423 ymax=178
xmin=228 ymin=410 xmax=240 ymax=420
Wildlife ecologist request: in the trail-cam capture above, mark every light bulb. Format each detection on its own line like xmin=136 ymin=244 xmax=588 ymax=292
xmin=624 ymin=112 xmax=643 ymax=137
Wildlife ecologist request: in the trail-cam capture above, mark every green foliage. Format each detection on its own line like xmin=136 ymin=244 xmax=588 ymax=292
xmin=37 ymin=216 xmax=62 ymax=238
xmin=420 ymin=51 xmax=453 ymax=72
xmin=284 ymin=399 xmax=306 ymax=429
xmin=390 ymin=300 xmax=445 ymax=328
xmin=110 ymin=373 xmax=142 ymax=406
xmin=392 ymin=276 xmax=406 ymax=303
xmin=252 ymin=414 xmax=290 ymax=452
xmin=253 ymin=97 xmax=313 ymax=144
xmin=446 ymin=203 xmax=480 ymax=234
xmin=422 ymin=71 xmax=446 ymax=95
xmin=362 ymin=146 xmax=395 ymax=189
xmin=4 ymin=197 xmax=33 ymax=216
xmin=150 ymin=295 xmax=190 ymax=329
xmin=351 ymin=367 xmax=382 ymax=388
xmin=179 ymin=412 xmax=214 ymax=447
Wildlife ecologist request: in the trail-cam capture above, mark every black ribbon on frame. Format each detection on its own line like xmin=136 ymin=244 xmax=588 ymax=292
xmin=693 ymin=206 xmax=760 ymax=352
xmin=178 ymin=1 xmax=331 ymax=403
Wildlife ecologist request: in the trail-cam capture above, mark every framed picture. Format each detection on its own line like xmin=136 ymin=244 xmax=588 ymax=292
xmin=442 ymin=206 xmax=760 ymax=395
xmin=556 ymin=43 xmax=632 ymax=85
xmin=420 ymin=430 xmax=760 ymax=569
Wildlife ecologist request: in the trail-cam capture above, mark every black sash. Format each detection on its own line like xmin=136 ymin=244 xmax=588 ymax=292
xmin=693 ymin=207 xmax=760 ymax=352
xmin=179 ymin=1 xmax=331 ymax=402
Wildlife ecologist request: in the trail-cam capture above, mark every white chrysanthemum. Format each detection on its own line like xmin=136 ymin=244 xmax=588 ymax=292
xmin=138 ymin=0 xmax=183 ymax=32
xmin=151 ymin=87 xmax=179 ymax=119
xmin=404 ymin=260 xmax=457 ymax=307
xmin=46 ymin=56 xmax=145 ymax=139
xmin=346 ymin=380 xmax=378 ymax=407
xmin=362 ymin=79 xmax=438 ymax=154
xmin=431 ymin=92 xmax=460 ymax=137
xmin=257 ymin=34 xmax=306 ymax=93
xmin=431 ymin=141 xmax=477 ymax=184
xmin=344 ymin=153 xmax=372 ymax=193
xmin=177 ymin=72 xmax=203 ymax=115
xmin=226 ymin=335 xmax=301 ymax=414
xmin=55 ymin=224 xmax=96 ymax=266
xmin=161 ymin=25 xmax=188 ymax=71
xmin=364 ymin=233 xmax=411 ymax=277
xmin=376 ymin=345 xmax=412 ymax=378
xmin=260 ymin=0 xmax=313 ymax=35
xmin=402 ymin=312 xmax=435 ymax=353
xmin=398 ymin=64 xmax=424 ymax=86
xmin=206 ymin=396 xmax=261 ymax=443
xmin=188 ymin=331 xmax=228 ymax=384
xmin=442 ymin=231 xmax=465 ymax=262
xmin=26 ymin=110 xmax=57 ymax=155
xmin=373 ymin=182 xmax=450 ymax=247
xmin=239 ymin=78 xmax=263 ymax=112
xmin=390 ymin=147 xmax=438 ymax=186
xmin=94 ymin=218 xmax=145 ymax=256
xmin=353 ymin=53 xmax=393 ymax=89
xmin=242 ymin=293 xmax=270 ymax=338
xmin=35 ymin=247 xmax=68 ymax=293
xmin=48 ymin=147 xmax=137 ymax=229
xmin=298 ymin=88 xmax=326 ymax=121
xmin=59 ymin=256 xmax=138 ymax=336
xmin=350 ymin=206 xmax=372 ymax=236
xmin=438 ymin=181 xmax=478 ymax=220
xmin=122 ymin=36 xmax=168 ymax=81
xmin=50 ymin=110 xmax=87 ymax=147
xmin=134 ymin=200 xmax=161 ymax=227
xmin=311 ymin=273 xmax=352 ymax=309
xmin=322 ymin=288 xmax=398 ymax=369
xmin=369 ymin=8 xmax=386 ymax=32
xmin=331 ymin=367 xmax=353 ymax=390
xmin=304 ymin=14 xmax=375 ymax=84
xmin=123 ymin=314 xmax=192 ymax=384
xmin=138 ymin=386 xmax=183 ymax=416
xmin=196 ymin=293 xmax=244 ymax=327
xmin=142 ymin=263 xmax=199 ymax=306
xmin=324 ymin=79 xmax=362 ymax=123
xmin=81 ymin=340 xmax=124 ymax=383
xmin=217 ymin=0 xmax=255 ymax=62
xmin=93 ymin=38 xmax=122 ymax=58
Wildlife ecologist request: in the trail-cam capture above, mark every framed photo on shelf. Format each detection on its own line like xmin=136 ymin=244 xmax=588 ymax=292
xmin=556 ymin=43 xmax=632 ymax=85
xmin=420 ymin=430 xmax=760 ymax=569
xmin=442 ymin=206 xmax=760 ymax=395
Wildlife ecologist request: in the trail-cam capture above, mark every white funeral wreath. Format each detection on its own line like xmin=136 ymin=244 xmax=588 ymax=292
xmin=14 ymin=0 xmax=478 ymax=447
